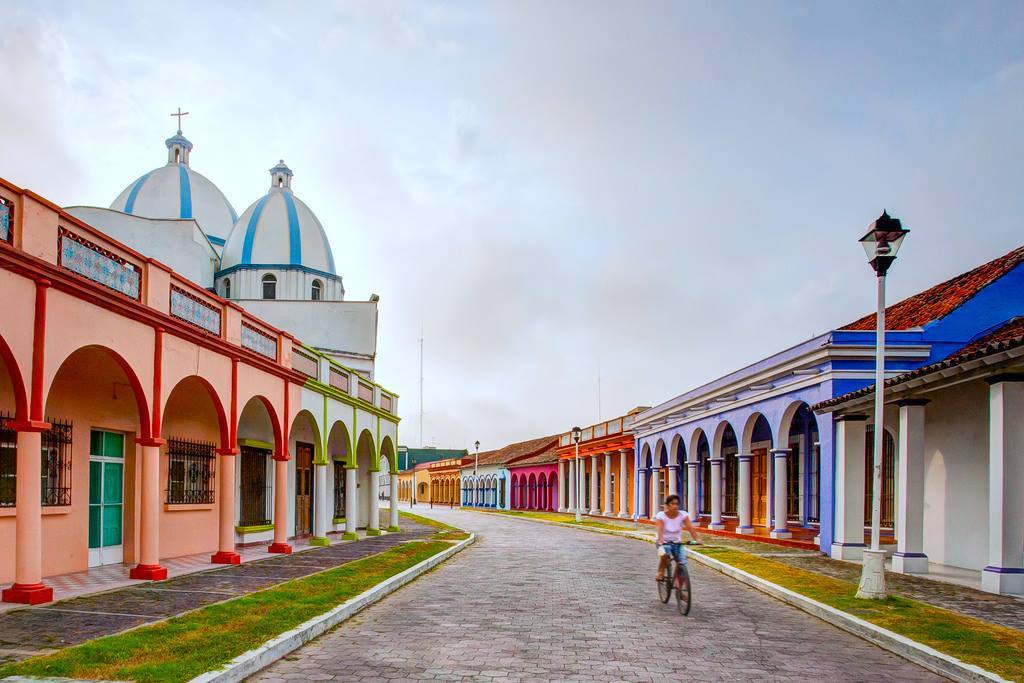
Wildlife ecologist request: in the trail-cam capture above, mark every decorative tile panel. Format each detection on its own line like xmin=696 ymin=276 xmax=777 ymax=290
xmin=380 ymin=394 xmax=393 ymax=413
xmin=59 ymin=228 xmax=140 ymax=299
xmin=594 ymin=423 xmax=606 ymax=438
xmin=241 ymin=321 xmax=277 ymax=360
xmin=0 ymin=197 xmax=12 ymax=243
xmin=292 ymin=349 xmax=319 ymax=379
xmin=170 ymin=286 xmax=221 ymax=335
xmin=358 ymin=382 xmax=374 ymax=403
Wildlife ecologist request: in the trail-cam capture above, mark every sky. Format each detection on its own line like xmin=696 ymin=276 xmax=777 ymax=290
xmin=2 ymin=2 xmax=1022 ymax=451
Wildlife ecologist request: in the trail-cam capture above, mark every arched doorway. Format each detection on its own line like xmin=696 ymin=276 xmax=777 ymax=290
xmin=325 ymin=421 xmax=350 ymax=528
xmin=742 ymin=413 xmax=773 ymax=528
xmin=786 ymin=403 xmax=820 ymax=525
xmin=355 ymin=430 xmax=375 ymax=528
xmin=719 ymin=423 xmax=738 ymax=517
xmin=696 ymin=432 xmax=711 ymax=517
xmin=236 ymin=396 xmax=280 ymax=536
xmin=289 ymin=410 xmax=321 ymax=538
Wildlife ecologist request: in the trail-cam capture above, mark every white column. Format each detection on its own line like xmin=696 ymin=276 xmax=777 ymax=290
xmin=578 ymin=457 xmax=586 ymax=513
xmin=313 ymin=462 xmax=328 ymax=542
xmin=893 ymin=400 xmax=929 ymax=573
xmin=667 ymin=465 xmax=678 ymax=503
xmin=771 ymin=449 xmax=791 ymax=539
xmin=557 ymin=460 xmax=567 ymax=512
xmin=602 ymin=453 xmax=613 ymax=516
xmin=617 ymin=449 xmax=629 ymax=517
xmin=589 ymin=454 xmax=600 ymax=515
xmin=687 ymin=462 xmax=699 ymax=525
xmin=368 ymin=470 xmax=380 ymax=531
xmin=649 ymin=468 xmax=660 ymax=520
xmin=343 ymin=467 xmax=357 ymax=539
xmin=388 ymin=473 xmax=400 ymax=530
xmin=831 ymin=416 xmax=867 ymax=560
xmin=568 ymin=459 xmax=577 ymax=512
xmin=982 ymin=376 xmax=1024 ymax=595
xmin=737 ymin=454 xmax=754 ymax=534
xmin=709 ymin=457 xmax=725 ymax=530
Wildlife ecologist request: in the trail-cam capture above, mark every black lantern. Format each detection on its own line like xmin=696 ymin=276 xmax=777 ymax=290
xmin=571 ymin=426 xmax=582 ymax=444
xmin=859 ymin=210 xmax=909 ymax=276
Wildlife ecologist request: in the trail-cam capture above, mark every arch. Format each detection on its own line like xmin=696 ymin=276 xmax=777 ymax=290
xmin=780 ymin=401 xmax=822 ymax=526
xmin=687 ymin=428 xmax=708 ymax=464
xmin=510 ymin=474 xmax=518 ymax=508
xmin=380 ymin=435 xmax=396 ymax=474
xmin=695 ymin=430 xmax=711 ymax=516
xmin=223 ymin=277 xmax=231 ymax=299
xmin=45 ymin=344 xmax=152 ymax=440
xmin=289 ymin=409 xmax=322 ymax=457
xmin=740 ymin=412 xmax=774 ymax=453
xmin=311 ymin=279 xmax=323 ymax=301
xmin=538 ymin=474 xmax=548 ymax=511
xmin=654 ymin=438 xmax=667 ymax=468
xmin=355 ymin=429 xmax=376 ymax=526
xmin=547 ymin=471 xmax=557 ymax=511
xmin=712 ymin=420 xmax=735 ymax=459
xmin=669 ymin=433 xmax=685 ymax=466
xmin=237 ymin=394 xmax=283 ymax=455
xmin=641 ymin=442 xmax=652 ymax=469
xmin=0 ymin=333 xmax=27 ymax=420
xmin=326 ymin=420 xmax=351 ymax=464
xmin=162 ymin=374 xmax=230 ymax=449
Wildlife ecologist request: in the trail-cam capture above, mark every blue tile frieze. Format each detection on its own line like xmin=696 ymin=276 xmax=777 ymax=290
xmin=58 ymin=228 xmax=141 ymax=299
xmin=170 ymin=286 xmax=222 ymax=335
xmin=241 ymin=322 xmax=277 ymax=359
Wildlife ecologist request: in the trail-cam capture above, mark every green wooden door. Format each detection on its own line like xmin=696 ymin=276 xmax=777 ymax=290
xmin=88 ymin=430 xmax=125 ymax=566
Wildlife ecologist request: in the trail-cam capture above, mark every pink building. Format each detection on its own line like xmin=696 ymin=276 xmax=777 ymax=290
xmin=0 ymin=175 xmax=400 ymax=605
xmin=508 ymin=449 xmax=559 ymax=512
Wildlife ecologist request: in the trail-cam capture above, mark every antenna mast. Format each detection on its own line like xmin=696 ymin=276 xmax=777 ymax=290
xmin=597 ymin=357 xmax=602 ymax=423
xmin=419 ymin=325 xmax=424 ymax=448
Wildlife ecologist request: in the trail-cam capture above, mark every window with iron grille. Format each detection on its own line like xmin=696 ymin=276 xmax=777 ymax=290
xmin=864 ymin=428 xmax=896 ymax=528
xmin=0 ymin=413 xmax=15 ymax=507
xmin=41 ymin=419 xmax=72 ymax=506
xmin=333 ymin=460 xmax=346 ymax=518
xmin=807 ymin=442 xmax=821 ymax=523
xmin=787 ymin=443 xmax=801 ymax=522
xmin=166 ymin=438 xmax=216 ymax=504
xmin=723 ymin=453 xmax=738 ymax=515
xmin=239 ymin=446 xmax=271 ymax=526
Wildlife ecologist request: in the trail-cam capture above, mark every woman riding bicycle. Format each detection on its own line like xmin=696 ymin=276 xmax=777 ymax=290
xmin=655 ymin=494 xmax=699 ymax=581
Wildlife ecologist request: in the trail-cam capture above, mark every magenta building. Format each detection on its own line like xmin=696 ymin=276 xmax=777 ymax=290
xmin=508 ymin=448 xmax=559 ymax=512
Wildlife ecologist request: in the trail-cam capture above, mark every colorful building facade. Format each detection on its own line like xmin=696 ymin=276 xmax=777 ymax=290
xmin=427 ymin=458 xmax=465 ymax=507
xmin=631 ymin=244 xmax=1024 ymax=558
xmin=0 ymin=173 xmax=402 ymax=604
xmin=556 ymin=411 xmax=641 ymax=518
xmin=461 ymin=436 xmax=557 ymax=510
xmin=508 ymin=448 xmax=560 ymax=511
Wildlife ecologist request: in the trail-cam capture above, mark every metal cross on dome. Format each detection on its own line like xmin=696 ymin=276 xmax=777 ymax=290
xmin=170 ymin=107 xmax=189 ymax=133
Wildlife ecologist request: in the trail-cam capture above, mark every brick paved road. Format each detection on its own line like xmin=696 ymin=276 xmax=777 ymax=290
xmin=252 ymin=508 xmax=942 ymax=682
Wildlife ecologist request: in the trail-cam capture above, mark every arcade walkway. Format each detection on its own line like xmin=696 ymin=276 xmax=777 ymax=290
xmin=252 ymin=506 xmax=941 ymax=681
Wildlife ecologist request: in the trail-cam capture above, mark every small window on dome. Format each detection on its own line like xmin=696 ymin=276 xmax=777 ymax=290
xmin=277 ymin=178 xmax=283 ymax=188
xmin=223 ymin=278 xmax=231 ymax=299
xmin=175 ymin=149 xmax=180 ymax=163
xmin=311 ymin=280 xmax=322 ymax=301
xmin=262 ymin=274 xmax=277 ymax=300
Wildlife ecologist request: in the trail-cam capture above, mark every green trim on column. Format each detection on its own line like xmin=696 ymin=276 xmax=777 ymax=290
xmin=341 ymin=531 xmax=358 ymax=540
xmin=332 ymin=516 xmax=346 ymax=524
xmin=373 ymin=415 xmax=382 ymax=471
xmin=310 ymin=536 xmax=330 ymax=546
xmin=235 ymin=523 xmax=274 ymax=533
xmin=238 ymin=438 xmax=274 ymax=450
xmin=312 ymin=393 xmax=329 ymax=465
xmin=386 ymin=525 xmax=401 ymax=532
xmin=348 ymin=403 xmax=358 ymax=468
xmin=366 ymin=527 xmax=383 ymax=536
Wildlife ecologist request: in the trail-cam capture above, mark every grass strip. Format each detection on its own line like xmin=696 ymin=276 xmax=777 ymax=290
xmin=398 ymin=510 xmax=459 ymax=532
xmin=0 ymin=541 xmax=450 ymax=683
xmin=696 ymin=546 xmax=1024 ymax=681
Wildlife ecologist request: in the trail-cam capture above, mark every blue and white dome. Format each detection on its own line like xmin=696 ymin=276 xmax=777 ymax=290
xmin=220 ymin=161 xmax=337 ymax=274
xmin=110 ymin=131 xmax=238 ymax=246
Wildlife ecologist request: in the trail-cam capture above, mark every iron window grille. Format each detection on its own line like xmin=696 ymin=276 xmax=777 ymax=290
xmin=239 ymin=446 xmax=271 ymax=526
xmin=0 ymin=413 xmax=15 ymax=507
xmin=333 ymin=461 xmax=347 ymax=518
xmin=166 ymin=438 xmax=216 ymax=504
xmin=787 ymin=443 xmax=801 ymax=522
xmin=806 ymin=442 xmax=821 ymax=524
xmin=41 ymin=419 xmax=73 ymax=506
xmin=864 ymin=428 xmax=896 ymax=529
xmin=0 ymin=413 xmax=73 ymax=507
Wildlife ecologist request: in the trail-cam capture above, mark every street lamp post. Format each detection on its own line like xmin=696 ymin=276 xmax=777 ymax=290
xmin=474 ymin=440 xmax=480 ymax=507
xmin=572 ymin=426 xmax=583 ymax=523
xmin=856 ymin=210 xmax=909 ymax=600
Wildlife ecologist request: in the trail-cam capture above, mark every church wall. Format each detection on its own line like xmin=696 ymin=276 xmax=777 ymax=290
xmin=65 ymin=207 xmax=218 ymax=288
xmin=239 ymin=300 xmax=378 ymax=366
xmin=217 ymin=267 xmax=343 ymax=302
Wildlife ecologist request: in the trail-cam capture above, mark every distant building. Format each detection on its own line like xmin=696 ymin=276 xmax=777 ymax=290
xmin=396 ymin=446 xmax=468 ymax=472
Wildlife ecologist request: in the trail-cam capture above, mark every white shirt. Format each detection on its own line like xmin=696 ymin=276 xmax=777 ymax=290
xmin=655 ymin=509 xmax=690 ymax=543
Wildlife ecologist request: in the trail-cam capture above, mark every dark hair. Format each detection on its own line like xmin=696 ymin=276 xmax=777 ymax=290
xmin=665 ymin=494 xmax=681 ymax=505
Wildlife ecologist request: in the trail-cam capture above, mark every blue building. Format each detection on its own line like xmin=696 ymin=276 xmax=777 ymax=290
xmin=632 ymin=244 xmax=1024 ymax=555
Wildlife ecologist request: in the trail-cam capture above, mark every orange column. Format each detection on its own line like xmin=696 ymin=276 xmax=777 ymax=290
xmin=2 ymin=428 xmax=53 ymax=604
xmin=212 ymin=449 xmax=241 ymax=563
xmin=130 ymin=443 xmax=168 ymax=579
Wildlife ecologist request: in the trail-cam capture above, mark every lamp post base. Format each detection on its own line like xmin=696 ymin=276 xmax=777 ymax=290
xmin=856 ymin=549 xmax=888 ymax=599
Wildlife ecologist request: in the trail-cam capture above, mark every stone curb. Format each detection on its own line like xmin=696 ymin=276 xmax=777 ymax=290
xmin=470 ymin=511 xmax=1009 ymax=683
xmin=187 ymin=534 xmax=476 ymax=683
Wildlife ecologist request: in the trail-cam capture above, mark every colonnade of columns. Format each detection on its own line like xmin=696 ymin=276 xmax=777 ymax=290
xmin=557 ymin=449 xmax=630 ymax=518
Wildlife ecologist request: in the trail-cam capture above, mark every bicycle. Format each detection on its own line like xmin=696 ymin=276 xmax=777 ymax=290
xmin=657 ymin=541 xmax=694 ymax=615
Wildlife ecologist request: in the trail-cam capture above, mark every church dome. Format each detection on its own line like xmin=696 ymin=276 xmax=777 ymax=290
xmin=220 ymin=161 xmax=337 ymax=275
xmin=110 ymin=130 xmax=238 ymax=245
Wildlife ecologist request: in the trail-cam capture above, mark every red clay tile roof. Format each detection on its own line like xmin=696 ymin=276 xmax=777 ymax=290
xmin=472 ymin=435 xmax=559 ymax=467
xmin=841 ymin=245 xmax=1024 ymax=331
xmin=507 ymin=446 xmax=560 ymax=468
xmin=814 ymin=316 xmax=1024 ymax=411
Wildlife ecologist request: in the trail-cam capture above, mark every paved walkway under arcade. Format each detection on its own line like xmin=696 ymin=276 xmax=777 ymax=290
xmin=0 ymin=521 xmax=432 ymax=665
xmin=253 ymin=506 xmax=941 ymax=682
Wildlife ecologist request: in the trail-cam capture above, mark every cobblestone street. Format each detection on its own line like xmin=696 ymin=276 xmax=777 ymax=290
xmin=252 ymin=508 xmax=942 ymax=682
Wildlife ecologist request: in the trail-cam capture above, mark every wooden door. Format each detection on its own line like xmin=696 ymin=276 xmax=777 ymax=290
xmin=295 ymin=442 xmax=314 ymax=536
xmin=751 ymin=448 xmax=768 ymax=526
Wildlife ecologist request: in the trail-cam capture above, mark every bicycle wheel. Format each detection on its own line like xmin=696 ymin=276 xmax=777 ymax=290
xmin=676 ymin=563 xmax=691 ymax=615
xmin=658 ymin=564 xmax=672 ymax=604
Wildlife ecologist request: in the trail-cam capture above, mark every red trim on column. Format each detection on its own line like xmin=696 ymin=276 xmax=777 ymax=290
xmin=211 ymin=551 xmax=241 ymax=564
xmin=129 ymin=564 xmax=168 ymax=580
xmin=1 ymin=582 xmax=54 ymax=605
xmin=274 ymin=377 xmax=290 ymax=461
xmin=151 ymin=327 xmax=163 ymax=439
xmin=230 ymin=357 xmax=238 ymax=449
xmin=268 ymin=542 xmax=293 ymax=554
xmin=29 ymin=279 xmax=49 ymax=421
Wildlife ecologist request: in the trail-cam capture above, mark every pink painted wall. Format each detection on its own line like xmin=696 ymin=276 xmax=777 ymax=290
xmin=508 ymin=463 xmax=558 ymax=511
